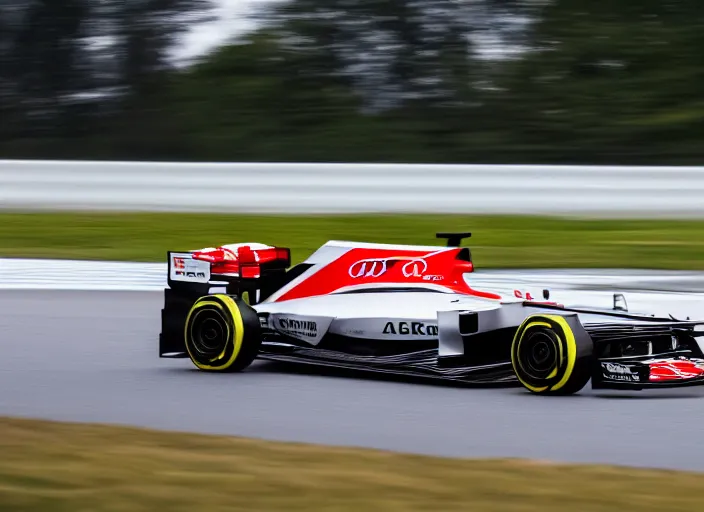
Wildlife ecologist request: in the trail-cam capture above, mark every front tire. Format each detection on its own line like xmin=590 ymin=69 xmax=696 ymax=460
xmin=511 ymin=314 xmax=593 ymax=395
xmin=184 ymin=294 xmax=261 ymax=372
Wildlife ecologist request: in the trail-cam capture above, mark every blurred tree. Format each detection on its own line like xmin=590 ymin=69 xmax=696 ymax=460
xmin=0 ymin=0 xmax=93 ymax=142
xmin=493 ymin=0 xmax=704 ymax=163
xmin=96 ymin=0 xmax=215 ymax=159
xmin=0 ymin=0 xmax=215 ymax=158
xmin=256 ymin=0 xmax=483 ymax=110
xmin=1 ymin=0 xmax=703 ymax=164
xmin=231 ymin=0 xmax=509 ymax=161
xmin=165 ymin=31 xmax=407 ymax=161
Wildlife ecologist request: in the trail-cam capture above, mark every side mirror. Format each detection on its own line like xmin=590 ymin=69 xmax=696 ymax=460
xmin=613 ymin=293 xmax=628 ymax=312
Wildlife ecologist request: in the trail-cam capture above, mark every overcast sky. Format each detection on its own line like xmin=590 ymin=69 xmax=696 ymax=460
xmin=175 ymin=0 xmax=279 ymax=61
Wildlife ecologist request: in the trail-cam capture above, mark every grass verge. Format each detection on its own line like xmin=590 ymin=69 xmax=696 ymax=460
xmin=0 ymin=416 xmax=702 ymax=512
xmin=1 ymin=212 xmax=704 ymax=269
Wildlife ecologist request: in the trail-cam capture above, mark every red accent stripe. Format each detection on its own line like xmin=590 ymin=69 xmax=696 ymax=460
xmin=275 ymin=247 xmax=502 ymax=302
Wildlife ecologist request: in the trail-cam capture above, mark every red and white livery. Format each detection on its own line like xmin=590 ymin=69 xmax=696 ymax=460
xmin=158 ymin=232 xmax=704 ymax=395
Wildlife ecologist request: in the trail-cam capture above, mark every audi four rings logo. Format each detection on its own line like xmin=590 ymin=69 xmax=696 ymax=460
xmin=348 ymin=257 xmax=428 ymax=278
xmin=348 ymin=259 xmax=387 ymax=278
xmin=401 ymin=259 xmax=427 ymax=277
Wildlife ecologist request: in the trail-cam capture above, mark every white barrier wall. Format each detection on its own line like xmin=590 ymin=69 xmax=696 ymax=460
xmin=1 ymin=159 xmax=704 ymax=216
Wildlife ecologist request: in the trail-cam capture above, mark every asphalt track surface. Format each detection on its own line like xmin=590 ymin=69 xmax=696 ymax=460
xmin=3 ymin=290 xmax=704 ymax=472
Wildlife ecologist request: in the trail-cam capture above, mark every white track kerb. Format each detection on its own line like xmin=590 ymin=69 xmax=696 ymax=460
xmin=2 ymin=258 xmax=704 ymax=291
xmin=0 ymin=258 xmax=166 ymax=291
xmin=3 ymin=258 xmax=704 ymax=321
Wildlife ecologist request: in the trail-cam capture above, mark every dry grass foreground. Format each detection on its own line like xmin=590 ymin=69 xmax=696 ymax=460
xmin=1 ymin=417 xmax=703 ymax=511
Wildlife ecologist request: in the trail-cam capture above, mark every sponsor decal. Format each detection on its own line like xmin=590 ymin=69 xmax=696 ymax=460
xmin=348 ymin=256 xmax=430 ymax=279
xmin=383 ymin=321 xmax=438 ymax=337
xmin=401 ymin=258 xmax=427 ymax=278
xmin=348 ymin=259 xmax=388 ymax=278
xmin=514 ymin=289 xmax=534 ymax=300
xmin=422 ymin=274 xmax=443 ymax=281
xmin=601 ymin=362 xmax=640 ymax=382
xmin=174 ymin=258 xmax=206 ymax=279
xmin=169 ymin=253 xmax=210 ymax=283
xmin=270 ymin=314 xmax=331 ymax=345
xmin=278 ymin=318 xmax=318 ymax=338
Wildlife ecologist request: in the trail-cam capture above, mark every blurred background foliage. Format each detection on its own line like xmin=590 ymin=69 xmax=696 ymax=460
xmin=1 ymin=0 xmax=703 ymax=164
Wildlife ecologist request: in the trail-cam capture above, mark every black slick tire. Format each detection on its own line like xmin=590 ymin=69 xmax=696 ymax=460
xmin=510 ymin=313 xmax=593 ymax=395
xmin=184 ymin=294 xmax=261 ymax=372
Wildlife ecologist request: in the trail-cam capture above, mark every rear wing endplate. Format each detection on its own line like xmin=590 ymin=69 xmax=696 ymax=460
xmin=167 ymin=251 xmax=212 ymax=288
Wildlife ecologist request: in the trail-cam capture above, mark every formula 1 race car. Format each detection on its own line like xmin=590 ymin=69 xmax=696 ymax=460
xmin=158 ymin=233 xmax=704 ymax=395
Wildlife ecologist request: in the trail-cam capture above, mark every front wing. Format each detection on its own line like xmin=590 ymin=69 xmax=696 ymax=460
xmin=587 ymin=321 xmax=704 ymax=390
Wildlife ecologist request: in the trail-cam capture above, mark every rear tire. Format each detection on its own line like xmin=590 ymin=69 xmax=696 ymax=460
xmin=510 ymin=314 xmax=593 ymax=395
xmin=184 ymin=294 xmax=261 ymax=372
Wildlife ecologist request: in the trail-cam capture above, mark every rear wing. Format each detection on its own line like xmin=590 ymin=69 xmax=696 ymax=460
xmin=167 ymin=251 xmax=211 ymax=287
xmin=161 ymin=244 xmax=295 ymax=357
xmin=166 ymin=245 xmax=292 ymax=304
